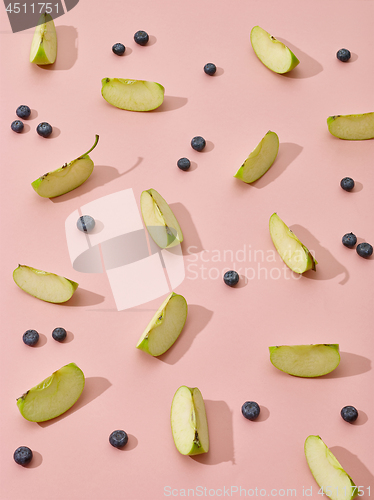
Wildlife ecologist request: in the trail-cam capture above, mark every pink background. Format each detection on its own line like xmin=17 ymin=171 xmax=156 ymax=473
xmin=1 ymin=0 xmax=373 ymax=499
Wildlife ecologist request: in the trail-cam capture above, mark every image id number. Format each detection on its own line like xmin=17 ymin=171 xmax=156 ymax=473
xmin=5 ymin=3 xmax=59 ymax=14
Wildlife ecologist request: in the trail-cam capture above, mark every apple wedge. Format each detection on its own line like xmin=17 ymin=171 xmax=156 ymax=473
xmin=269 ymin=344 xmax=340 ymax=377
xmin=13 ymin=264 xmax=78 ymax=303
xmin=250 ymin=26 xmax=299 ymax=74
xmin=171 ymin=386 xmax=209 ymax=456
xmin=327 ymin=112 xmax=374 ymax=140
xmin=305 ymin=436 xmax=358 ymax=500
xmin=234 ymin=131 xmax=279 ymax=183
xmin=136 ymin=292 xmax=188 ymax=356
xmin=269 ymin=213 xmax=317 ymax=274
xmin=30 ymin=13 xmax=57 ymax=65
xmin=101 ymin=78 xmax=165 ymax=111
xmin=17 ymin=363 xmax=85 ymax=422
xmin=140 ymin=188 xmax=183 ymax=249
xmin=32 ymin=135 xmax=99 ymax=198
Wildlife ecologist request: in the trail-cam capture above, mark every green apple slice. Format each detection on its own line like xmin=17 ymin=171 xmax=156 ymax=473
xmin=327 ymin=112 xmax=374 ymax=140
xmin=17 ymin=363 xmax=85 ymax=422
xmin=305 ymin=436 xmax=358 ymax=500
xmin=171 ymin=386 xmax=209 ymax=456
xmin=269 ymin=344 xmax=340 ymax=377
xmin=101 ymin=78 xmax=165 ymax=111
xmin=136 ymin=292 xmax=188 ymax=356
xmin=140 ymin=188 xmax=183 ymax=249
xmin=250 ymin=26 xmax=299 ymax=74
xmin=31 ymin=135 xmax=99 ymax=198
xmin=13 ymin=264 xmax=78 ymax=303
xmin=234 ymin=131 xmax=279 ymax=183
xmin=269 ymin=213 xmax=317 ymax=274
xmin=30 ymin=13 xmax=57 ymax=65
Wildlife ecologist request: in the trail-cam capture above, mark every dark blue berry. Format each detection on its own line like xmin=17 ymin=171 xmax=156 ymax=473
xmin=16 ymin=105 xmax=31 ymax=119
xmin=242 ymin=401 xmax=260 ymax=420
xmin=52 ymin=327 xmax=67 ymax=342
xmin=356 ymin=242 xmax=373 ymax=258
xmin=36 ymin=122 xmax=53 ymax=138
xmin=11 ymin=120 xmax=24 ymax=133
xmin=204 ymin=63 xmax=217 ymax=76
xmin=177 ymin=158 xmax=191 ymax=171
xmin=342 ymin=233 xmax=357 ymax=248
xmin=14 ymin=446 xmax=33 ymax=465
xmin=112 ymin=43 xmax=126 ymax=56
xmin=191 ymin=136 xmax=206 ymax=152
xmin=337 ymin=49 xmax=351 ymax=62
xmin=23 ymin=329 xmax=39 ymax=346
xmin=77 ymin=215 xmax=95 ymax=232
xmin=134 ymin=31 xmax=149 ymax=46
xmin=109 ymin=430 xmax=128 ymax=448
xmin=223 ymin=270 xmax=239 ymax=287
xmin=340 ymin=177 xmax=355 ymax=191
xmin=341 ymin=406 xmax=358 ymax=422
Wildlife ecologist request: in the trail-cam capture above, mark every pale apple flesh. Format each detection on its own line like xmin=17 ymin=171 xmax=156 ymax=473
xmin=17 ymin=363 xmax=85 ymax=422
xmin=30 ymin=13 xmax=57 ymax=65
xmin=31 ymin=135 xmax=99 ymax=198
xmin=305 ymin=436 xmax=357 ymax=500
xmin=140 ymin=189 xmax=183 ymax=249
xmin=250 ymin=26 xmax=299 ymax=74
xmin=234 ymin=131 xmax=279 ymax=183
xmin=136 ymin=293 xmax=188 ymax=356
xmin=269 ymin=344 xmax=340 ymax=377
xmin=13 ymin=265 xmax=78 ymax=303
xmin=269 ymin=213 xmax=317 ymax=274
xmin=171 ymin=386 xmax=209 ymax=456
xmin=101 ymin=78 xmax=165 ymax=111
xmin=327 ymin=113 xmax=374 ymax=140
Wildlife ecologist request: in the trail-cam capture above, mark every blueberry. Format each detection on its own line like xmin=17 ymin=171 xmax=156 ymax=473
xmin=337 ymin=49 xmax=351 ymax=62
xmin=241 ymin=401 xmax=260 ymax=421
xmin=223 ymin=270 xmax=239 ymax=287
xmin=77 ymin=215 xmax=96 ymax=233
xmin=177 ymin=158 xmax=191 ymax=171
xmin=204 ymin=63 xmax=217 ymax=76
xmin=16 ymin=105 xmax=31 ymax=119
xmin=356 ymin=242 xmax=373 ymax=259
xmin=14 ymin=446 xmax=33 ymax=465
xmin=112 ymin=43 xmax=126 ymax=56
xmin=52 ymin=327 xmax=67 ymax=342
xmin=191 ymin=136 xmax=206 ymax=152
xmin=134 ymin=31 xmax=149 ymax=46
xmin=340 ymin=177 xmax=355 ymax=191
xmin=11 ymin=120 xmax=24 ymax=133
xmin=342 ymin=233 xmax=357 ymax=248
xmin=341 ymin=406 xmax=358 ymax=422
xmin=109 ymin=430 xmax=128 ymax=448
xmin=36 ymin=122 xmax=53 ymax=138
xmin=23 ymin=329 xmax=39 ymax=346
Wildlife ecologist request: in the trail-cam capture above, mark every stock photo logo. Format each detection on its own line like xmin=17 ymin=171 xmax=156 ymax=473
xmin=185 ymin=246 xmax=305 ymax=282
xmin=65 ymin=189 xmax=185 ymax=311
xmin=4 ymin=0 xmax=79 ymax=32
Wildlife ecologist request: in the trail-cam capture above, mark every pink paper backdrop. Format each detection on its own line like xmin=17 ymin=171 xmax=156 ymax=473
xmin=0 ymin=0 xmax=373 ymax=499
